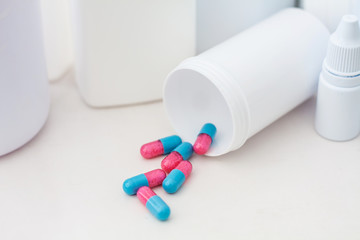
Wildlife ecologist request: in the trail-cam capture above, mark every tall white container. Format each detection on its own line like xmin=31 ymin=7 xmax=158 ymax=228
xmin=196 ymin=0 xmax=295 ymax=53
xmin=70 ymin=0 xmax=195 ymax=107
xmin=0 ymin=0 xmax=49 ymax=156
xmin=40 ymin=0 xmax=73 ymax=81
xmin=164 ymin=8 xmax=329 ymax=156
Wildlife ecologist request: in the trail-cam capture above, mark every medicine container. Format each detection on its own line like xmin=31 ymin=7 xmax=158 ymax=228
xmin=164 ymin=8 xmax=330 ymax=156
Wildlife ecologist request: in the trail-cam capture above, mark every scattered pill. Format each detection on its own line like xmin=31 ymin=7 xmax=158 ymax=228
xmin=193 ymin=123 xmax=217 ymax=155
xmin=163 ymin=160 xmax=192 ymax=194
xmin=161 ymin=142 xmax=193 ymax=173
xmin=126 ymin=125 xmax=217 ymax=220
xmin=123 ymin=169 xmax=166 ymax=195
xmin=137 ymin=186 xmax=170 ymax=221
xmin=140 ymin=135 xmax=182 ymax=159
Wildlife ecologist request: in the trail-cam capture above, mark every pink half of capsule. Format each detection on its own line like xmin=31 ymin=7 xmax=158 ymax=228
xmin=161 ymin=151 xmax=183 ymax=173
xmin=137 ymin=186 xmax=156 ymax=205
xmin=161 ymin=142 xmax=193 ymax=173
xmin=176 ymin=160 xmax=192 ymax=179
xmin=193 ymin=123 xmax=216 ymax=155
xmin=193 ymin=133 xmax=212 ymax=155
xmin=140 ymin=140 xmax=164 ymax=159
xmin=144 ymin=169 xmax=167 ymax=188
xmin=140 ymin=135 xmax=182 ymax=159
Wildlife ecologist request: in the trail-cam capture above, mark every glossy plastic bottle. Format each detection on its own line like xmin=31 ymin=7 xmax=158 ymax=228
xmin=315 ymin=15 xmax=360 ymax=141
xmin=164 ymin=8 xmax=329 ymax=156
xmin=0 ymin=0 xmax=49 ymax=156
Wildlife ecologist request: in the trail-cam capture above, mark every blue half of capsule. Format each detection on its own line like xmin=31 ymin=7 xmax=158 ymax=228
xmin=159 ymin=135 xmax=182 ymax=154
xmin=162 ymin=169 xmax=186 ymax=194
xmin=173 ymin=142 xmax=193 ymax=160
xmin=146 ymin=195 xmax=171 ymax=221
xmin=199 ymin=123 xmax=217 ymax=140
xmin=123 ymin=174 xmax=149 ymax=195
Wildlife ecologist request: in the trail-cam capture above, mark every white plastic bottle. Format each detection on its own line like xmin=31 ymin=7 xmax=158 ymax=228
xmin=40 ymin=0 xmax=73 ymax=81
xmin=315 ymin=15 xmax=360 ymax=141
xmin=70 ymin=0 xmax=195 ymax=107
xmin=164 ymin=8 xmax=329 ymax=156
xmin=196 ymin=0 xmax=295 ymax=53
xmin=0 ymin=0 xmax=49 ymax=156
xmin=300 ymin=0 xmax=360 ymax=32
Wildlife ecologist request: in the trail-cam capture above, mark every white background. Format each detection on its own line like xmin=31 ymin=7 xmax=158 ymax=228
xmin=0 ymin=73 xmax=359 ymax=240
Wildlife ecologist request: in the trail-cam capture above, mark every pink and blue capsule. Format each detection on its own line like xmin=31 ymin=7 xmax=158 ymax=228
xmin=161 ymin=142 xmax=193 ymax=173
xmin=137 ymin=186 xmax=170 ymax=221
xmin=123 ymin=169 xmax=166 ymax=195
xmin=163 ymin=160 xmax=192 ymax=194
xmin=193 ymin=123 xmax=217 ymax=155
xmin=140 ymin=135 xmax=182 ymax=159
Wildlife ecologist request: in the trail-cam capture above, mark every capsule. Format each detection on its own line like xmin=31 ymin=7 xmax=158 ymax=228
xmin=163 ymin=161 xmax=192 ymax=194
xmin=123 ymin=169 xmax=166 ymax=195
xmin=137 ymin=186 xmax=170 ymax=221
xmin=161 ymin=142 xmax=193 ymax=173
xmin=140 ymin=135 xmax=182 ymax=159
xmin=193 ymin=123 xmax=217 ymax=155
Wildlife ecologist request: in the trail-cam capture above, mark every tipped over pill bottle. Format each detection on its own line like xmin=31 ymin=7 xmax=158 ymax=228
xmin=164 ymin=8 xmax=330 ymax=156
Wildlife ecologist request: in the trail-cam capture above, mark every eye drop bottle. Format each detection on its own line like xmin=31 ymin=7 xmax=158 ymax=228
xmin=315 ymin=15 xmax=360 ymax=141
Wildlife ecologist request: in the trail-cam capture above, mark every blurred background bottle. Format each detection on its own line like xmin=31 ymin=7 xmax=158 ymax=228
xmin=0 ymin=0 xmax=49 ymax=156
xmin=69 ymin=0 xmax=196 ymax=107
xmin=300 ymin=0 xmax=360 ymax=33
xmin=40 ymin=0 xmax=73 ymax=81
xmin=196 ymin=0 xmax=296 ymax=53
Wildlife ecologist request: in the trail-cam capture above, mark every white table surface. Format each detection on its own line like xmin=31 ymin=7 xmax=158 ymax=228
xmin=0 ymin=73 xmax=359 ymax=240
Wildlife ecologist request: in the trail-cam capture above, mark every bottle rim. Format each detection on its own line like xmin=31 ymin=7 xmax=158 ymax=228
xmin=163 ymin=57 xmax=250 ymax=156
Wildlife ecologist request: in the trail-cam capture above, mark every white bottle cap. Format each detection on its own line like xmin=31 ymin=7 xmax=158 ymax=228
xmin=324 ymin=15 xmax=360 ymax=76
xmin=315 ymin=15 xmax=360 ymax=141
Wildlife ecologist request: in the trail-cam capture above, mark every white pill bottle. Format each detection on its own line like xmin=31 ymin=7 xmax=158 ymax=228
xmin=164 ymin=8 xmax=330 ymax=156
xmin=0 ymin=0 xmax=49 ymax=156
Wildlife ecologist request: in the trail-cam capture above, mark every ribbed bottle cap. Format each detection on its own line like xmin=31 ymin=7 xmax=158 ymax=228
xmin=324 ymin=15 xmax=360 ymax=76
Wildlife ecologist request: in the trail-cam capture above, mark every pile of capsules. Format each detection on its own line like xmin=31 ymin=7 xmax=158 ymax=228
xmin=123 ymin=123 xmax=217 ymax=221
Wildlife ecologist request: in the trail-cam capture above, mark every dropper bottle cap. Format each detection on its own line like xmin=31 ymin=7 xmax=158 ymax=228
xmin=324 ymin=15 xmax=360 ymax=77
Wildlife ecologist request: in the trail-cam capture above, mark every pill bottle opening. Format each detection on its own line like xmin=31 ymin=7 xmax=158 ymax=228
xmin=164 ymin=68 xmax=235 ymax=156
